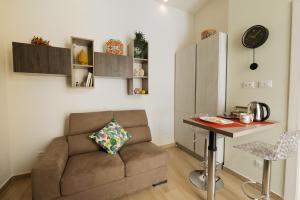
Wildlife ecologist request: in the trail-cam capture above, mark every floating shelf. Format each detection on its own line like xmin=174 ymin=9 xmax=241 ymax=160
xmin=72 ymin=85 xmax=94 ymax=88
xmin=12 ymin=42 xmax=133 ymax=78
xmin=94 ymin=52 xmax=133 ymax=78
xmin=73 ymin=64 xmax=94 ymax=68
xmin=134 ymin=58 xmax=148 ymax=62
xmin=133 ymin=76 xmax=148 ymax=79
xmin=12 ymin=39 xmax=148 ymax=95
xmin=127 ymin=41 xmax=149 ymax=95
xmin=12 ymin=42 xmax=71 ymax=75
xmin=71 ymin=37 xmax=94 ymax=88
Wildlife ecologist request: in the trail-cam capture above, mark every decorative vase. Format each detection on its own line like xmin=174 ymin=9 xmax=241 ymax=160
xmin=133 ymin=63 xmax=143 ymax=77
xmin=78 ymin=50 xmax=88 ymax=65
xmin=138 ymin=68 xmax=144 ymax=77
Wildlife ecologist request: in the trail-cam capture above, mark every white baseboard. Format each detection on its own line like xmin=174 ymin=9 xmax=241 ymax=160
xmin=0 ymin=171 xmax=30 ymax=191
xmin=0 ymin=175 xmax=12 ymax=189
xmin=223 ymin=166 xmax=283 ymax=200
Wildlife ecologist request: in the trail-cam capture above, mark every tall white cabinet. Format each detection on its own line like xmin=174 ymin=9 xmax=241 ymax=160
xmin=175 ymin=32 xmax=227 ymax=163
xmin=175 ymin=44 xmax=197 ymax=152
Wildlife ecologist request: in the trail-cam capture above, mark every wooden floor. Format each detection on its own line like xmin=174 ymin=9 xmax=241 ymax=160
xmin=0 ymin=147 xmax=274 ymax=200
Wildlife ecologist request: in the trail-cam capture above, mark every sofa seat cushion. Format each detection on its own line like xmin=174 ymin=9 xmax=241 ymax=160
xmin=119 ymin=142 xmax=169 ymax=177
xmin=61 ymin=151 xmax=124 ymax=196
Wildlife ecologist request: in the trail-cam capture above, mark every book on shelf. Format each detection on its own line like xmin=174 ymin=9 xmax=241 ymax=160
xmin=89 ymin=75 xmax=93 ymax=87
xmin=86 ymin=72 xmax=92 ymax=87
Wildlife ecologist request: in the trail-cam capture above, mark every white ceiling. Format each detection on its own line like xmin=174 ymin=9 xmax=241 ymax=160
xmin=155 ymin=0 xmax=208 ymax=14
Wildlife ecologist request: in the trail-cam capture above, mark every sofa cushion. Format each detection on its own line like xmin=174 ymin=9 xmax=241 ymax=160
xmin=119 ymin=142 xmax=169 ymax=177
xmin=68 ymin=133 xmax=100 ymax=156
xmin=113 ymin=110 xmax=148 ymax=128
xmin=124 ymin=126 xmax=152 ymax=146
xmin=61 ymin=151 xmax=124 ymax=196
xmin=67 ymin=110 xmax=151 ymax=155
xmin=89 ymin=118 xmax=132 ymax=155
xmin=68 ymin=126 xmax=151 ymax=156
xmin=68 ymin=111 xmax=113 ymax=136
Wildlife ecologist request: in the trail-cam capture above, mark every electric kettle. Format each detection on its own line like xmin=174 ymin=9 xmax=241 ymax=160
xmin=247 ymin=101 xmax=270 ymax=121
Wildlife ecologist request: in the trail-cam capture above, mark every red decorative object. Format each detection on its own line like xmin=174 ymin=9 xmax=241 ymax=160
xmin=191 ymin=117 xmax=273 ymax=129
xmin=105 ymin=39 xmax=124 ymax=55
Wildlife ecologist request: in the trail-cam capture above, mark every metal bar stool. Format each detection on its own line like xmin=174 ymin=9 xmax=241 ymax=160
xmin=189 ymin=127 xmax=224 ymax=191
xmin=234 ymin=130 xmax=300 ymax=200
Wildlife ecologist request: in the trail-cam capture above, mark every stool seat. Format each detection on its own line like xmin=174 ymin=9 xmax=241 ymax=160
xmin=234 ymin=141 xmax=276 ymax=161
xmin=234 ymin=130 xmax=300 ymax=200
xmin=234 ymin=131 xmax=300 ymax=161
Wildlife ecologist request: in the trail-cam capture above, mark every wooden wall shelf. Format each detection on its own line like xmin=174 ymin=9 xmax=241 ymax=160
xmin=94 ymin=52 xmax=133 ymax=78
xmin=12 ymin=39 xmax=149 ymax=95
xmin=12 ymin=42 xmax=71 ymax=75
xmin=12 ymin=42 xmax=134 ymax=79
xmin=127 ymin=41 xmax=149 ymax=95
xmin=71 ymin=37 xmax=94 ymax=88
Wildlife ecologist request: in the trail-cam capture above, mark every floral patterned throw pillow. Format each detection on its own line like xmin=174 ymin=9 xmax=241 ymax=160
xmin=89 ymin=118 xmax=132 ymax=155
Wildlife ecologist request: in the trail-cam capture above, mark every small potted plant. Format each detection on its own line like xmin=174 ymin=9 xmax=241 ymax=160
xmin=134 ymin=31 xmax=148 ymax=59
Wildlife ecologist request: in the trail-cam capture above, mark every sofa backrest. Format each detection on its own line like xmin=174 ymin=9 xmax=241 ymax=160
xmin=67 ymin=110 xmax=152 ymax=156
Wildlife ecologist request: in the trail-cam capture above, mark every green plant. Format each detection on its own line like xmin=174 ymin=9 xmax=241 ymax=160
xmin=134 ymin=31 xmax=148 ymax=59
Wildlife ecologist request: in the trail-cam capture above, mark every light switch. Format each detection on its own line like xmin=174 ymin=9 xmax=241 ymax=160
xmin=242 ymin=81 xmax=256 ymax=89
xmin=259 ymin=80 xmax=273 ymax=88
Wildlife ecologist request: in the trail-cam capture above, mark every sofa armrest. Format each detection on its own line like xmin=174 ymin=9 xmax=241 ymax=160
xmin=32 ymin=136 xmax=68 ymax=200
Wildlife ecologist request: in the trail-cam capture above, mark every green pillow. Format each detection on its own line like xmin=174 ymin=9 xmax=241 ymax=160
xmin=89 ymin=118 xmax=132 ymax=155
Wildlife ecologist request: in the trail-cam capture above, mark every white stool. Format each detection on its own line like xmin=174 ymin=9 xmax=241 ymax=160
xmin=189 ymin=127 xmax=224 ymax=191
xmin=234 ymin=130 xmax=300 ymax=200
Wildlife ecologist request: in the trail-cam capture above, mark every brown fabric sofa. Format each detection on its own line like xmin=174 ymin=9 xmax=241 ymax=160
xmin=32 ymin=110 xmax=169 ymax=200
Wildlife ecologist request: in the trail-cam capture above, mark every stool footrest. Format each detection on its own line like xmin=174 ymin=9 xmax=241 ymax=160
xmin=241 ymin=181 xmax=266 ymax=200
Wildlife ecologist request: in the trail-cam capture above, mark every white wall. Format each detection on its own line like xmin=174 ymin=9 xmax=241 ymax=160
xmin=0 ymin=28 xmax=11 ymax=187
xmin=0 ymin=0 xmax=194 ymax=175
xmin=225 ymin=0 xmax=291 ymax=196
xmin=285 ymin=1 xmax=300 ymax=199
xmin=194 ymin=0 xmax=228 ymax=41
xmin=195 ymin=0 xmax=291 ymax=196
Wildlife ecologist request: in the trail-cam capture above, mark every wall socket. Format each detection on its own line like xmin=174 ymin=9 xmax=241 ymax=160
xmin=254 ymin=159 xmax=263 ymax=169
xmin=259 ymin=80 xmax=273 ymax=88
xmin=242 ymin=81 xmax=256 ymax=89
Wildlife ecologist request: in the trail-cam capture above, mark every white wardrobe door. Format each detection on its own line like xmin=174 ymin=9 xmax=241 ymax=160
xmin=196 ymin=34 xmax=220 ymax=116
xmin=175 ymin=44 xmax=196 ymax=113
xmin=175 ymin=44 xmax=196 ymax=151
xmin=174 ymin=111 xmax=194 ymax=151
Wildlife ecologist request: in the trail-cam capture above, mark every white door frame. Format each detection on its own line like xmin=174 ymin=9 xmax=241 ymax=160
xmin=284 ymin=1 xmax=300 ymax=200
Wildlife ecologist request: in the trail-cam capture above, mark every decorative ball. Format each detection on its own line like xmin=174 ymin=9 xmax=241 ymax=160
xmin=105 ymin=39 xmax=124 ymax=55
xmin=201 ymin=29 xmax=217 ymax=40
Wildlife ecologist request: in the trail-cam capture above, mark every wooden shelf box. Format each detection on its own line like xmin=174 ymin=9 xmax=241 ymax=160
xmin=94 ymin=52 xmax=133 ymax=78
xmin=127 ymin=41 xmax=149 ymax=95
xmin=12 ymin=42 xmax=71 ymax=75
xmin=71 ymin=37 xmax=94 ymax=88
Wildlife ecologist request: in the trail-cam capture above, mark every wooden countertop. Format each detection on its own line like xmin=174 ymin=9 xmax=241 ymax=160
xmin=183 ymin=118 xmax=280 ymax=138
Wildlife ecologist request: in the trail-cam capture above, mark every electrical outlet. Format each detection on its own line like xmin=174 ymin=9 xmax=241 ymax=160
xmin=242 ymin=81 xmax=256 ymax=89
xmin=259 ymin=80 xmax=272 ymax=88
xmin=254 ymin=159 xmax=263 ymax=169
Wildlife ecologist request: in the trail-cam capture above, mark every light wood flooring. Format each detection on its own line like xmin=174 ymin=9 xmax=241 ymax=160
xmin=0 ymin=147 xmax=276 ymax=200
